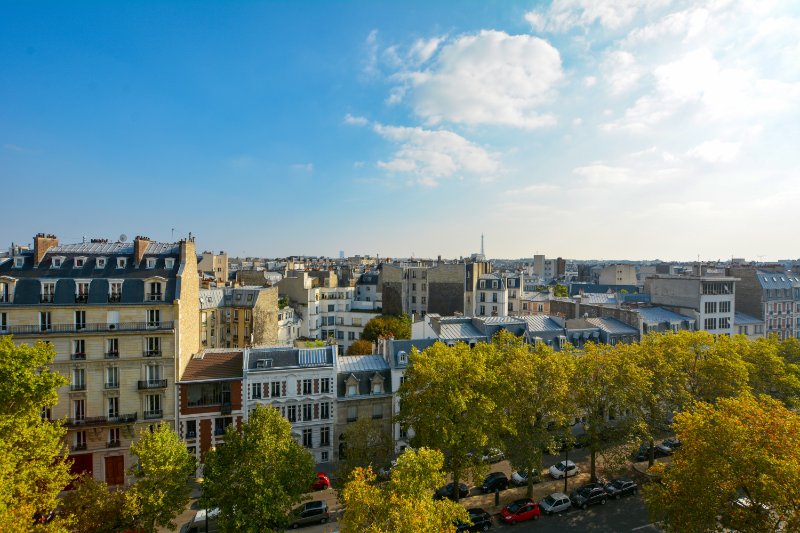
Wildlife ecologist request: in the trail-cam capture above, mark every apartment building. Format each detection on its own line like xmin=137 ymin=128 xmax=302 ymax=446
xmin=0 ymin=233 xmax=199 ymax=485
xmin=244 ymin=346 xmax=336 ymax=464
xmin=598 ymin=264 xmax=638 ymax=286
xmin=644 ymin=275 xmax=737 ymax=336
xmin=728 ymin=267 xmax=799 ymax=340
xmin=199 ymin=286 xmax=279 ymax=349
xmin=177 ymin=349 xmax=244 ymax=465
xmin=475 ymin=273 xmax=508 ymax=318
xmin=278 ymin=305 xmax=301 ymax=345
xmin=197 ymin=251 xmax=228 ymax=284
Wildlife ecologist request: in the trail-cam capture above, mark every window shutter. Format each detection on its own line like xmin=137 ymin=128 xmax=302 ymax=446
xmin=314 ymin=403 xmax=319 ymax=419
xmin=264 ymin=383 xmax=269 ymax=398
xmin=314 ymin=379 xmax=319 ymax=393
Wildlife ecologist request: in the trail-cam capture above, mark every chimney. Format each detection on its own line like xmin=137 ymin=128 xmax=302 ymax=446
xmin=34 ymin=233 xmax=59 ymax=267
xmin=134 ymin=236 xmax=151 ymax=265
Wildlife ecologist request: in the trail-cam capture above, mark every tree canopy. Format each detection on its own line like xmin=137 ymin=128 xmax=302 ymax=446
xmin=340 ymin=447 xmax=468 ymax=533
xmin=127 ymin=423 xmax=196 ymax=533
xmin=201 ymin=405 xmax=315 ymax=532
xmin=61 ymin=475 xmax=132 ymax=533
xmin=0 ymin=337 xmax=71 ymax=532
xmin=644 ymin=393 xmax=800 ymax=532
xmin=362 ymin=315 xmax=411 ymax=342
xmin=337 ymin=416 xmax=394 ymax=484
xmin=346 ymin=339 xmax=375 ymax=356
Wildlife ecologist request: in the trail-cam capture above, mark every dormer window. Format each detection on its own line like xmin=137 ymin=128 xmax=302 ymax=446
xmin=41 ymin=281 xmax=56 ymax=303
xmin=164 ymin=258 xmax=174 ymax=269
xmin=347 ymin=383 xmax=358 ymax=396
xmin=147 ymin=282 xmax=163 ymax=302
xmin=75 ymin=257 xmax=86 ymax=268
xmin=51 ymin=257 xmax=63 ymax=268
xmin=146 ymin=258 xmax=156 ymax=269
xmin=96 ymin=257 xmax=106 ymax=269
xmin=116 ymin=258 xmax=127 ymax=269
xmin=75 ymin=281 xmax=90 ymax=303
xmin=109 ymin=280 xmax=123 ymax=302
xmin=398 ymin=351 xmax=408 ymax=364
xmin=372 ymin=381 xmax=383 ymax=394
xmin=14 ymin=257 xmax=24 ymax=268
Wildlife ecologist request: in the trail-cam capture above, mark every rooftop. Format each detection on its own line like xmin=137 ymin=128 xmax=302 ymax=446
xmin=337 ymin=354 xmax=390 ymax=374
xmin=180 ymin=350 xmax=244 ymax=382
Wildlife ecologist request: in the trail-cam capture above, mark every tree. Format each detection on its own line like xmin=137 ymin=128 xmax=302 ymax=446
xmin=126 ymin=423 xmax=195 ymax=533
xmin=397 ymin=341 xmax=498 ymax=501
xmin=573 ymin=341 xmax=647 ymax=482
xmin=201 ymin=405 xmax=315 ymax=532
xmin=670 ymin=331 xmax=750 ymax=403
xmin=362 ymin=315 xmax=411 ymax=342
xmin=0 ymin=337 xmax=72 ymax=532
xmin=552 ymin=284 xmax=568 ymax=297
xmin=61 ymin=475 xmax=132 ymax=533
xmin=494 ymin=332 xmax=575 ymax=497
xmin=644 ymin=394 xmax=800 ymax=532
xmin=340 ymin=447 xmax=468 ymax=533
xmin=741 ymin=336 xmax=800 ymax=407
xmin=337 ymin=417 xmax=394 ymax=484
xmin=346 ymin=339 xmax=374 ymax=356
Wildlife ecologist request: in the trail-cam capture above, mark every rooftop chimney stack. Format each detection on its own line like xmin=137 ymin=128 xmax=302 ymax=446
xmin=33 ymin=233 xmax=59 ymax=267
xmin=134 ymin=236 xmax=151 ymax=265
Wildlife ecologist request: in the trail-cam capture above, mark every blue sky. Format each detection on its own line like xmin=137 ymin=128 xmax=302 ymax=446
xmin=2 ymin=1 xmax=798 ymax=260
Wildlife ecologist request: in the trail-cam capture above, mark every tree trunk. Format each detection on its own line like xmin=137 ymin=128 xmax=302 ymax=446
xmin=527 ymin=473 xmax=534 ymax=498
xmin=590 ymin=448 xmax=597 ymax=482
xmin=453 ymin=471 xmax=460 ymax=503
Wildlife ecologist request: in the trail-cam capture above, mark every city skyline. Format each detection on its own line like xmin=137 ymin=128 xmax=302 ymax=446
xmin=2 ymin=1 xmax=798 ymax=260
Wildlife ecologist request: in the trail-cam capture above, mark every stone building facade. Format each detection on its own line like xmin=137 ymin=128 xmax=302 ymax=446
xmin=199 ymin=286 xmax=279 ymax=349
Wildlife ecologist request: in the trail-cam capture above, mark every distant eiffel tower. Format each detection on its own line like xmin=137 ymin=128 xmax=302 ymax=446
xmin=481 ymin=233 xmax=484 ymax=257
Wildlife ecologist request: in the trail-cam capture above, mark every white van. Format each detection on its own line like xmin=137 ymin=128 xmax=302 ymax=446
xmin=182 ymin=508 xmax=219 ymax=533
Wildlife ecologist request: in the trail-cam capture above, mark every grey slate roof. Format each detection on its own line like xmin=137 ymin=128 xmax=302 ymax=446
xmin=246 ymin=346 xmax=335 ymax=371
xmin=438 ymin=321 xmax=485 ymax=340
xmin=756 ymin=271 xmax=800 ymax=289
xmin=635 ymin=306 xmax=694 ymax=324
xmin=520 ymin=315 xmax=563 ymax=332
xmin=337 ymin=355 xmax=390 ymax=374
xmin=586 ymin=317 xmax=639 ymax=335
xmin=734 ymin=311 xmax=763 ymax=325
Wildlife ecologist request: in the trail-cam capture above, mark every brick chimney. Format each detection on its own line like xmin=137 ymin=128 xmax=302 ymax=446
xmin=134 ymin=236 xmax=151 ymax=265
xmin=33 ymin=233 xmax=59 ymax=267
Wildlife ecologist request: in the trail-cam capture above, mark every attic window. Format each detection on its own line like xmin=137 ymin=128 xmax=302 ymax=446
xmin=14 ymin=257 xmax=23 ymax=268
xmin=398 ymin=351 xmax=408 ymax=363
xmin=51 ymin=257 xmax=62 ymax=268
xmin=117 ymin=258 xmax=127 ymax=269
xmin=75 ymin=258 xmax=86 ymax=268
xmin=347 ymin=383 xmax=358 ymax=396
xmin=146 ymin=258 xmax=156 ymax=269
xmin=165 ymin=258 xmax=174 ymax=269
xmin=255 ymin=359 xmax=272 ymax=369
xmin=96 ymin=257 xmax=106 ymax=269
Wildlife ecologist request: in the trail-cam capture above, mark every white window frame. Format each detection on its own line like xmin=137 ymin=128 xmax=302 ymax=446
xmin=75 ymin=257 xmax=87 ymax=268
xmin=165 ymin=258 xmax=175 ymax=269
xmin=51 ymin=257 xmax=64 ymax=268
xmin=96 ymin=257 xmax=106 ymax=269
xmin=146 ymin=258 xmax=156 ymax=269
xmin=117 ymin=257 xmax=127 ymax=269
xmin=14 ymin=257 xmax=24 ymax=268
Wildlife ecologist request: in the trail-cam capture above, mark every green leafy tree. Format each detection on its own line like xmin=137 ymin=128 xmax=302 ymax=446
xmin=346 ymin=339 xmax=374 ymax=356
xmin=61 ymin=475 xmax=132 ymax=533
xmin=340 ymin=447 xmax=468 ymax=533
xmin=0 ymin=337 xmax=72 ymax=532
xmin=362 ymin=315 xmax=411 ymax=342
xmin=644 ymin=394 xmax=800 ymax=532
xmin=741 ymin=336 xmax=800 ymax=407
xmin=337 ymin=417 xmax=394 ymax=484
xmin=670 ymin=331 xmax=750 ymax=403
xmin=552 ymin=284 xmax=569 ymax=297
xmin=573 ymin=341 xmax=647 ymax=482
xmin=397 ymin=341 xmax=498 ymax=501
xmin=494 ymin=332 xmax=575 ymax=496
xmin=126 ymin=423 xmax=195 ymax=533
xmin=201 ymin=405 xmax=315 ymax=532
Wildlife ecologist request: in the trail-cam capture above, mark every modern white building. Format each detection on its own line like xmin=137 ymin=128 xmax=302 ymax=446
xmin=644 ymin=275 xmax=737 ymax=336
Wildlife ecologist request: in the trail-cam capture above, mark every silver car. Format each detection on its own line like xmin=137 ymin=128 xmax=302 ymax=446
xmin=290 ymin=500 xmax=329 ymax=528
xmin=539 ymin=492 xmax=572 ymax=515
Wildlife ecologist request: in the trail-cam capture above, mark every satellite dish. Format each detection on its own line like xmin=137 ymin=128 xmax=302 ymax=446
xmin=119 ymin=234 xmax=128 ymax=243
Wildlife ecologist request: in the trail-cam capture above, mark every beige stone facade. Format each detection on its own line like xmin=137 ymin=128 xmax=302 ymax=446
xmin=199 ymin=286 xmax=279 ymax=349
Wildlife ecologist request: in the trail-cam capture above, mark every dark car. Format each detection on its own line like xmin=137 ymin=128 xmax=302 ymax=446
xmin=634 ymin=443 xmax=670 ymax=461
xmin=481 ymin=472 xmax=509 ymax=493
xmin=604 ymin=478 xmax=638 ymax=499
xmin=456 ymin=507 xmax=493 ymax=532
xmin=570 ymin=485 xmax=608 ymax=510
xmin=435 ymin=482 xmax=470 ymax=501
xmin=662 ymin=437 xmax=682 ymax=450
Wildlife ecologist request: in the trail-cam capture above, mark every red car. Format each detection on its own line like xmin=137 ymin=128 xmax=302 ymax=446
xmin=500 ymin=498 xmax=541 ymax=525
xmin=311 ymin=472 xmax=330 ymax=491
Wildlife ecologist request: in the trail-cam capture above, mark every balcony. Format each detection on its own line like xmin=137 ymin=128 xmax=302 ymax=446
xmin=64 ymin=413 xmax=137 ymax=427
xmin=104 ymin=351 xmax=119 ymax=359
xmin=104 ymin=382 xmax=119 ymax=390
xmin=143 ymin=350 xmax=162 ymax=358
xmin=40 ymin=294 xmax=54 ymax=303
xmin=138 ymin=379 xmax=167 ymax=390
xmin=144 ymin=410 xmax=162 ymax=420
xmin=4 ymin=320 xmax=175 ymax=337
xmin=71 ymin=443 xmax=87 ymax=451
xmin=70 ymin=383 xmax=86 ymax=392
xmin=75 ymin=294 xmax=89 ymax=304
xmin=106 ymin=440 xmax=121 ymax=448
xmin=71 ymin=353 xmax=87 ymax=361
xmin=108 ymin=294 xmax=121 ymax=303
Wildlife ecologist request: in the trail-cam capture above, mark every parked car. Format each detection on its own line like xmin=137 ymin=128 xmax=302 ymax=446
xmin=435 ymin=482 xmax=470 ymax=501
xmin=549 ymin=460 xmax=579 ymax=479
xmin=481 ymin=448 xmax=505 ymax=463
xmin=570 ymin=484 xmax=608 ymax=510
xmin=510 ymin=469 xmax=541 ymax=487
xmin=539 ymin=492 xmax=572 ymax=515
xmin=311 ymin=472 xmax=330 ymax=491
xmin=481 ymin=472 xmax=509 ymax=493
xmin=603 ymin=478 xmax=638 ymax=499
xmin=662 ymin=437 xmax=682 ymax=450
xmin=183 ymin=508 xmax=219 ymax=533
xmin=289 ymin=501 xmax=329 ymax=528
xmin=500 ymin=498 xmax=541 ymax=525
xmin=456 ymin=508 xmax=493 ymax=532
xmin=634 ymin=443 xmax=670 ymax=461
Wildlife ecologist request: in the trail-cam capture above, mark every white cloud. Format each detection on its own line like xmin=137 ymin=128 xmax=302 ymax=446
xmin=603 ymin=50 xmax=641 ymax=94
xmin=686 ymin=140 xmax=741 ymax=163
xmin=373 ymin=123 xmax=500 ymax=186
xmin=573 ymin=163 xmax=634 ymax=186
xmin=572 ymin=117 xmax=583 ymax=126
xmin=391 ymin=30 xmax=563 ymax=129
xmin=291 ymin=163 xmax=314 ymax=172
xmin=362 ymin=30 xmax=380 ymax=78
xmin=525 ymin=0 xmax=648 ymax=33
xmin=583 ymin=76 xmax=597 ymax=87
xmin=343 ymin=113 xmax=369 ymax=126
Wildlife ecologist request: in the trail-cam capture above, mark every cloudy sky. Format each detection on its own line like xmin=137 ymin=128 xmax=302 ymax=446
xmin=1 ymin=1 xmax=798 ymax=260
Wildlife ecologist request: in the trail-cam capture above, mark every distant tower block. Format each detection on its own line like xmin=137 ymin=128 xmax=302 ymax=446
xmin=339 ymin=250 xmax=344 ymax=259
xmin=481 ymin=233 xmax=485 ymax=257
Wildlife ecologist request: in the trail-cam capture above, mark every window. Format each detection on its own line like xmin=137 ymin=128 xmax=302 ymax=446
xmin=75 ymin=310 xmax=86 ymax=330
xmin=72 ymin=368 xmax=85 ymax=390
xmin=271 ymin=381 xmax=282 ymax=398
xmin=75 ymin=257 xmax=85 ymax=268
xmin=186 ymin=382 xmax=231 ymax=407
xmin=146 ymin=258 xmax=156 ymax=269
xmin=704 ymin=318 xmax=717 ymax=330
xmin=320 ymin=402 xmax=330 ymax=420
xmin=372 ymin=381 xmax=383 ymax=394
xmin=109 ymin=427 xmax=120 ymax=447
xmin=320 ymin=426 xmax=330 ymax=446
xmin=320 ymin=378 xmax=330 ymax=394
xmin=165 ymin=258 xmax=174 ymax=269
xmin=347 ymin=383 xmax=358 ymax=396
xmin=492 ymin=292 xmax=498 ymax=303
xmin=0 ymin=312 xmax=6 ymax=333
xmin=704 ymin=301 xmax=717 ymax=314
xmin=302 ymin=428 xmax=313 ymax=448
xmin=372 ymin=404 xmax=383 ymax=419
xmin=148 ymin=282 xmax=163 ymax=301
xmin=479 ymin=292 xmax=485 ymax=303
xmin=75 ymin=430 xmax=87 ymax=449
xmin=107 ymin=396 xmax=119 ymax=418
xmin=336 ymin=330 xmax=344 ymax=340
xmin=96 ymin=257 xmax=106 ymax=269
xmin=14 ymin=257 xmax=24 ymax=268
xmin=145 ymin=394 xmax=161 ymax=418
xmin=144 ymin=337 xmax=160 ymax=356
xmin=105 ymin=367 xmax=119 ymax=388
xmin=76 ymin=281 xmax=90 ymax=302
xmin=303 ymin=379 xmax=312 ymax=395
xmin=719 ymin=317 xmax=731 ymax=329
xmin=479 ymin=305 xmax=485 ymax=316
xmin=411 ymin=295 xmax=416 ymax=304
xmin=147 ymin=309 xmax=160 ymax=327
xmin=73 ymin=399 xmax=85 ymax=421
xmin=412 ymin=283 xmax=416 ymax=291
xmin=348 ymin=331 xmax=355 ymax=340
xmin=398 ymin=351 xmax=408 ymax=363
xmin=186 ymin=420 xmax=197 ymax=439
xmin=347 ymin=406 xmax=358 ymax=422
xmin=40 ymin=311 xmax=51 ymax=331
xmin=72 ymin=339 xmax=86 ymax=359
xmin=422 ymin=282 xmax=426 ymax=290
xmin=41 ymin=281 xmax=55 ymax=303
xmin=286 ymin=405 xmax=297 ymax=422
xmin=109 ymin=281 xmax=122 ymax=302
xmin=51 ymin=257 xmax=62 ymax=268
xmin=719 ymin=301 xmax=731 ymax=313
xmin=117 ymin=257 xmax=127 ymax=269
xmin=41 ymin=406 xmax=52 ymax=421
xmin=421 ymin=296 xmax=426 ymax=304
xmin=214 ymin=417 xmax=233 ymax=436
xmin=250 ymin=382 xmax=262 ymax=399
xmin=302 ymin=403 xmax=312 ymax=421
